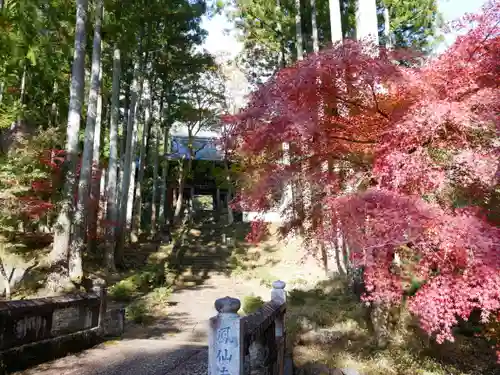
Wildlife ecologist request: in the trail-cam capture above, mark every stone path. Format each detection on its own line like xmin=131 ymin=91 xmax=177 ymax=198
xmin=16 ymin=276 xmax=268 ymax=375
xmin=14 ymin=222 xmax=270 ymax=375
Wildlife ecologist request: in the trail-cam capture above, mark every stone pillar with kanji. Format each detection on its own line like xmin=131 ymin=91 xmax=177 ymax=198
xmin=208 ymin=296 xmax=243 ymax=375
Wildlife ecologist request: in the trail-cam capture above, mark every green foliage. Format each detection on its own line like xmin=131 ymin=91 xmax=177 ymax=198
xmin=126 ymin=300 xmax=153 ymax=324
xmin=109 ymin=262 xmax=168 ymax=301
xmin=192 ymin=195 xmax=214 ymax=210
xmin=124 ymin=284 xmax=172 ymax=324
xmin=0 ymin=0 xmax=75 ymax=129
xmin=108 ymin=277 xmax=139 ymax=302
xmin=148 ymin=286 xmax=172 ymax=305
xmin=228 ymin=0 xmax=442 ymax=85
xmin=378 ymin=0 xmax=444 ymax=52
xmin=241 ymin=294 xmax=265 ymax=314
xmin=0 ymin=102 xmax=18 ymax=129
xmin=229 ymin=0 xmax=295 ymax=85
xmin=114 ymin=269 xmax=172 ymax=324
xmin=427 ymin=147 xmax=452 ymax=164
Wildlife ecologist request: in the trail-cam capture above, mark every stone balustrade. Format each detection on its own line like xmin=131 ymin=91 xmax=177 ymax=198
xmin=208 ymin=280 xmax=290 ymax=375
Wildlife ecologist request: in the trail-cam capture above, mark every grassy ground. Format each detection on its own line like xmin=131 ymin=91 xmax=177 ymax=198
xmin=204 ymin=223 xmax=499 ymax=374
xmin=229 ymin=224 xmax=325 ymax=289
xmin=285 ymin=277 xmax=499 ymax=375
xmin=104 ymin=245 xmax=174 ymax=325
xmin=0 ymin=232 xmax=52 ymax=297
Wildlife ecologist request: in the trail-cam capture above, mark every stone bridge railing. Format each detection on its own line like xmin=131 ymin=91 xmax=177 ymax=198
xmin=208 ymin=280 xmax=290 ymax=375
xmin=0 ymin=287 xmax=124 ymax=372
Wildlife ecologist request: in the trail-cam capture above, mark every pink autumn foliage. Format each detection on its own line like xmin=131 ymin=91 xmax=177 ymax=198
xmin=226 ymin=0 xmax=500 ymax=350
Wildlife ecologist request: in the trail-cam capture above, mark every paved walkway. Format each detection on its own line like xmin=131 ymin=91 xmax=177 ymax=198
xmin=15 ymin=221 xmax=269 ymax=375
xmin=16 ymin=275 xmax=267 ymax=375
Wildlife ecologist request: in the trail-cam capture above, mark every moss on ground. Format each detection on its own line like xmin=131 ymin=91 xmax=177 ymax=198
xmin=287 ymin=277 xmax=499 ymax=375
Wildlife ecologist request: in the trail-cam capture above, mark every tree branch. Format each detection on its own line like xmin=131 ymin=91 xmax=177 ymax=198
xmin=329 ymin=135 xmax=377 ymax=144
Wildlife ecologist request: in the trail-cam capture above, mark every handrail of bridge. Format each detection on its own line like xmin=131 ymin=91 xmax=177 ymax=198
xmin=0 ymin=287 xmax=125 ymax=372
xmin=208 ymin=280 xmax=289 ymax=375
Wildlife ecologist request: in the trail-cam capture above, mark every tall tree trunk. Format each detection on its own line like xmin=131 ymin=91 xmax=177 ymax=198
xmin=328 ymin=0 xmax=347 ymax=275
xmin=173 ymin=158 xmax=186 ymax=223
xmin=92 ymin=61 xmax=103 ymax=177
xmin=174 ymin=125 xmax=196 ymax=224
xmin=275 ymin=0 xmax=295 ymax=227
xmin=105 ymin=46 xmax=121 ymax=271
xmin=224 ymin=159 xmax=234 ymax=225
xmin=88 ymin=57 xmax=103 ymax=251
xmin=311 ymin=0 xmax=319 ymax=53
xmin=276 ymin=0 xmax=286 ymax=68
xmin=120 ymin=75 xmax=130 ymax=157
xmin=293 ymin=0 xmax=306 ymax=234
xmin=159 ymin=122 xmax=171 ymax=227
xmin=355 ymin=0 xmax=379 ymax=44
xmin=50 ymin=0 xmax=88 ymax=274
xmin=355 ymin=0 xmax=378 ymax=268
xmin=329 ymin=0 xmax=343 ymax=43
xmin=143 ymin=108 xmax=154 ymax=167
xmin=151 ymin=95 xmax=162 ymax=236
xmin=116 ymin=48 xmax=145 ymax=262
xmin=132 ymin=80 xmax=153 ymax=241
xmin=17 ymin=64 xmax=27 ymax=125
xmin=69 ymin=0 xmax=102 ymax=283
xmin=383 ymin=6 xmax=392 ymax=48
xmin=50 ymin=81 xmax=59 ymax=126
xmin=310 ymin=0 xmax=326 ymax=272
xmin=295 ymin=0 xmax=304 ymax=60
xmin=125 ymin=155 xmax=136 ymax=233
xmin=117 ymin=77 xmax=130 ymax=212
xmin=98 ymin=165 xmax=107 ymax=236
xmin=178 ymin=131 xmax=196 ymax=222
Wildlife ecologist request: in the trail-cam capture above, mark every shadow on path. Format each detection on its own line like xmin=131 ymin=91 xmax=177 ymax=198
xmin=15 ymin=342 xmax=207 ymax=375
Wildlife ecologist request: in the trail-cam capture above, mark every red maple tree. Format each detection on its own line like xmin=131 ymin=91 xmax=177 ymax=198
xmin=12 ymin=148 xmax=107 ymax=240
xmin=226 ymin=0 xmax=500 ymax=352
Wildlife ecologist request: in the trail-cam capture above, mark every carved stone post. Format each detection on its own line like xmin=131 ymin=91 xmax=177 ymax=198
xmin=98 ymin=286 xmax=107 ymax=330
xmin=272 ymin=280 xmax=286 ymax=375
xmin=248 ymin=338 xmax=268 ymax=375
xmin=209 ymin=296 xmax=243 ymax=375
xmin=271 ymin=280 xmax=286 ymax=305
xmin=271 ymin=280 xmax=286 ymax=337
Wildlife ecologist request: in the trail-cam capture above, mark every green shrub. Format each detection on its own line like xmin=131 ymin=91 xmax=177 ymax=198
xmin=242 ymin=295 xmax=265 ymax=314
xmin=108 ymin=277 xmax=139 ymax=302
xmin=126 ymin=300 xmax=153 ymax=325
xmin=149 ymin=286 xmax=172 ymax=305
xmin=109 ymin=263 xmax=168 ymax=301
